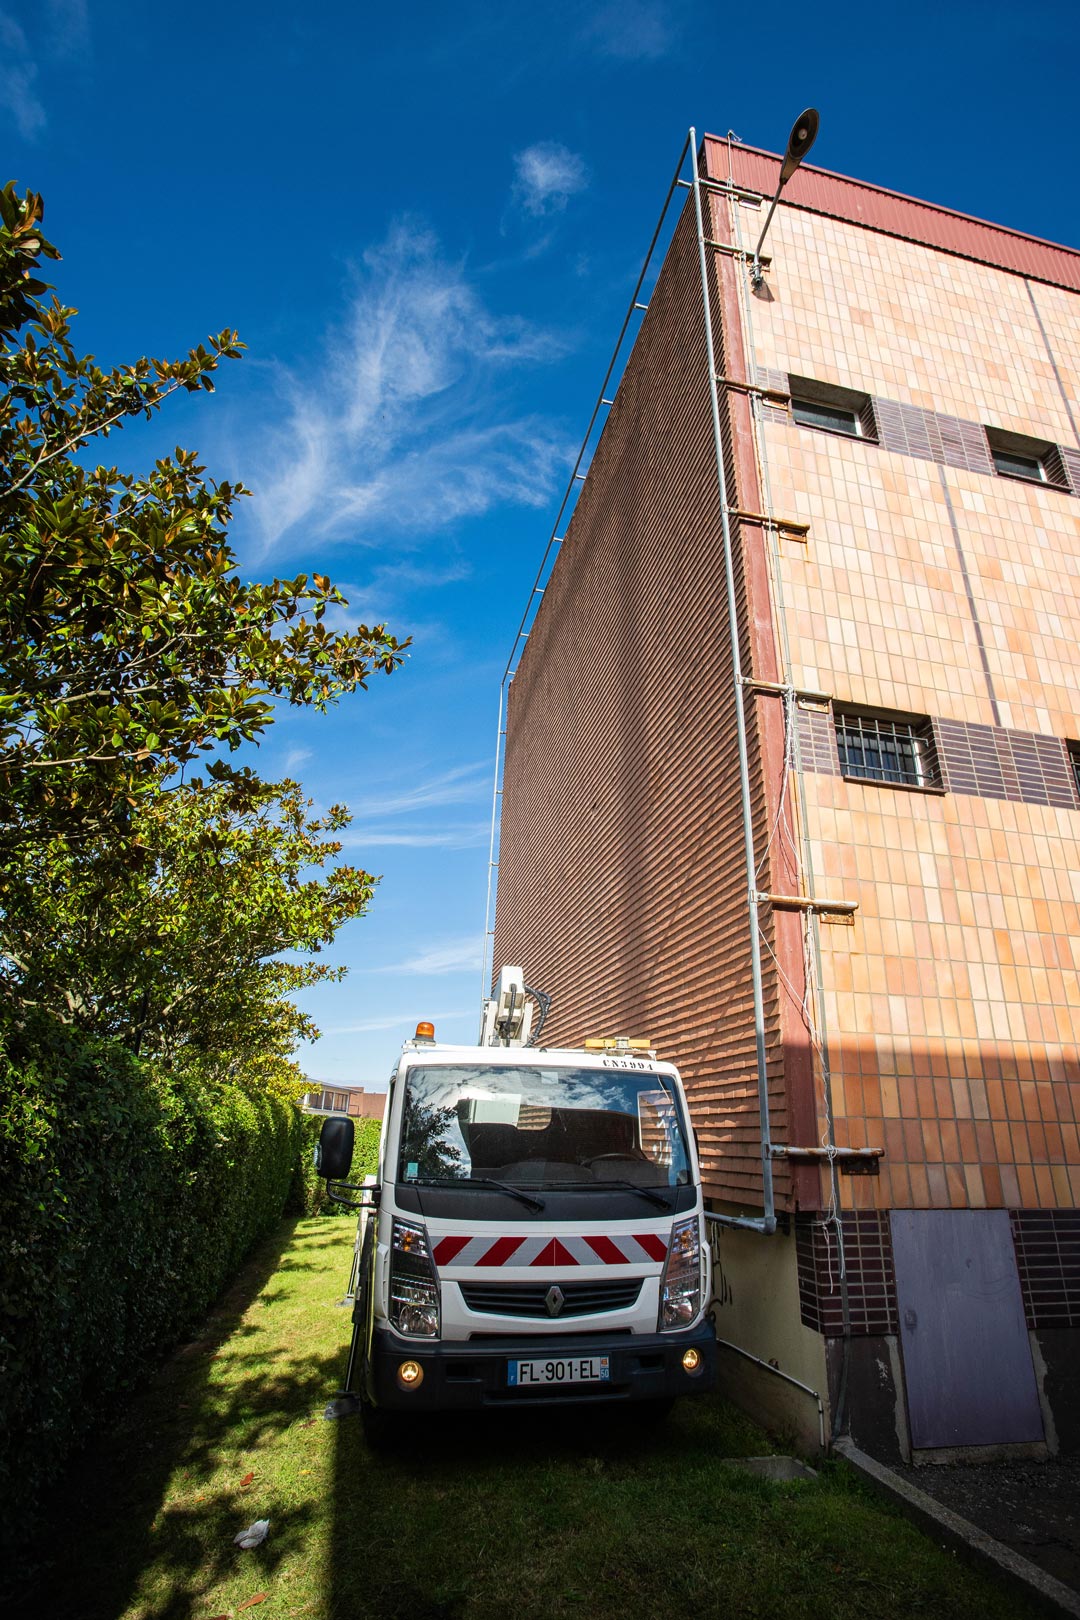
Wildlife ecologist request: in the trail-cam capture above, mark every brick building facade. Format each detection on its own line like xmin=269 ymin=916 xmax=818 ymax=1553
xmin=493 ymin=135 xmax=1080 ymax=1457
xmin=302 ymin=1084 xmax=386 ymax=1121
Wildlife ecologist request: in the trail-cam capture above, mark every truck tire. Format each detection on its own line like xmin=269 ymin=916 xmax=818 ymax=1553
xmin=344 ymin=1220 xmax=375 ymax=1397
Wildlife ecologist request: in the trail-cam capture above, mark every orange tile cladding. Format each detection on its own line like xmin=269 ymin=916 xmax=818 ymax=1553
xmin=495 ymin=142 xmax=1080 ymax=1214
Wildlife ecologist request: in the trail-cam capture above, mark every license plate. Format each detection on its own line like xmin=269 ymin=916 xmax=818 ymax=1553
xmin=507 ymin=1355 xmax=610 ymax=1387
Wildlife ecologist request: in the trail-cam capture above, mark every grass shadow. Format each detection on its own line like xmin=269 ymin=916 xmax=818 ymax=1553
xmin=329 ymin=1390 xmax=1045 ymax=1620
xmin=11 ymin=1217 xmax=339 ymax=1620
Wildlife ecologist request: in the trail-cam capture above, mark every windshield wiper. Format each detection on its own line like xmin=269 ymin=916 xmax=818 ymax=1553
xmin=414 ymin=1176 xmax=546 ymax=1212
xmin=565 ymin=1178 xmax=673 ymax=1209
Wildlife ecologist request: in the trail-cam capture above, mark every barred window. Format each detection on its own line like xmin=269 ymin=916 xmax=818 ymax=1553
xmin=835 ymin=710 xmax=941 ymax=790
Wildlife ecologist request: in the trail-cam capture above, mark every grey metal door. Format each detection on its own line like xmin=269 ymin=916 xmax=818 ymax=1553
xmin=890 ymin=1209 xmax=1043 ymax=1450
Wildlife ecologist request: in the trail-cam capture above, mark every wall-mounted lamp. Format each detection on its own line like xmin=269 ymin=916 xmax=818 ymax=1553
xmin=750 ymin=108 xmax=819 ymax=289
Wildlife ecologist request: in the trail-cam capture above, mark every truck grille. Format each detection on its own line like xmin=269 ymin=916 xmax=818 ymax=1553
xmin=458 ymin=1279 xmax=642 ymax=1319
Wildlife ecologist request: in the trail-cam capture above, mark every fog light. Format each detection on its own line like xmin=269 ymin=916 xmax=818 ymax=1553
xmin=397 ymin=1359 xmax=424 ymax=1390
xmin=682 ymin=1347 xmax=702 ymax=1373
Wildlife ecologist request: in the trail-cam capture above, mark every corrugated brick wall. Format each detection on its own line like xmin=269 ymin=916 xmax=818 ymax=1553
xmin=494 ymin=201 xmax=794 ymax=1210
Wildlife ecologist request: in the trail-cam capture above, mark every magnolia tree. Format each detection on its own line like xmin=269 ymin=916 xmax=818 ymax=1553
xmin=2 ymin=779 xmax=371 ymax=1091
xmin=0 ymin=183 xmax=407 ymax=1080
xmin=0 ymin=182 xmax=406 ymax=848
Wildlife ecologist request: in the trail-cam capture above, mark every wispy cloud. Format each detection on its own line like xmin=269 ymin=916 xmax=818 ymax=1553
xmin=0 ymin=11 xmax=47 ymax=138
xmin=0 ymin=1 xmax=90 ymax=138
xmin=45 ymin=0 xmax=90 ymax=58
xmin=338 ymin=823 xmax=489 ymax=850
xmin=334 ymin=763 xmax=491 ymax=853
xmin=582 ymin=0 xmax=677 ymax=60
xmin=322 ymin=1008 xmax=475 ymax=1035
xmin=349 ymin=762 xmax=489 ymax=820
xmin=373 ymin=938 xmax=484 ymax=976
xmin=512 ymin=142 xmax=589 ymax=217
xmin=307 ymin=557 xmax=470 ymax=642
xmin=243 ymin=220 xmax=572 ymax=554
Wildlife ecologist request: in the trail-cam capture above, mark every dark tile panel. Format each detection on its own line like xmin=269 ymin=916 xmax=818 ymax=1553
xmin=796 ymin=1212 xmax=899 ymax=1337
xmin=781 ymin=369 xmax=1069 ymax=489
xmin=802 ymin=714 xmax=1077 ymax=811
xmin=755 ymin=365 xmax=789 ymax=395
xmin=797 ymin=707 xmax=841 ymax=775
xmin=1011 ymin=1209 xmax=1080 ymax=1331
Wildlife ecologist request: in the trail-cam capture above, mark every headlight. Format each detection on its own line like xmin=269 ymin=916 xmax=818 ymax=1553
xmin=389 ymin=1218 xmax=440 ymax=1338
xmin=659 ymin=1215 xmax=703 ymax=1331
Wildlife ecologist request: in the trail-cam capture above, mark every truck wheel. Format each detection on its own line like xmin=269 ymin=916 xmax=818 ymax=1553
xmin=344 ymin=1220 xmax=375 ymax=1396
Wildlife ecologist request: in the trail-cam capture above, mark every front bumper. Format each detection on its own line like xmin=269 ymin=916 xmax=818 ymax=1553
xmin=366 ymin=1318 xmax=717 ymax=1410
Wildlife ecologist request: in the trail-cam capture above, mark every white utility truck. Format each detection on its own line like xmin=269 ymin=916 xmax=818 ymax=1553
xmin=315 ymin=968 xmax=716 ymax=1416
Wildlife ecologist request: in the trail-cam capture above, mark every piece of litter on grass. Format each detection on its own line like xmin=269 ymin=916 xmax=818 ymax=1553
xmin=238 ymin=1596 xmax=267 ymax=1611
xmin=240 ymin=1471 xmax=255 ymax=1487
xmin=234 ymin=1518 xmax=270 ymax=1549
xmin=323 ymin=1394 xmax=360 ymax=1421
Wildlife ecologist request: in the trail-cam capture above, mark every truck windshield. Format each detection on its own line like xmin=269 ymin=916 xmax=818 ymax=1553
xmin=396 ymin=1064 xmax=691 ymax=1191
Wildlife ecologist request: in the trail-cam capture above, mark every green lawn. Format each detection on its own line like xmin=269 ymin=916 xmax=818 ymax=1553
xmin=19 ymin=1216 xmax=1039 ymax=1620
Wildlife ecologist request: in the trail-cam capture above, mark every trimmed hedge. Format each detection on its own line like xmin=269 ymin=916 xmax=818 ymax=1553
xmin=0 ymin=1019 xmax=304 ymax=1558
xmin=291 ymin=1111 xmax=385 ymax=1217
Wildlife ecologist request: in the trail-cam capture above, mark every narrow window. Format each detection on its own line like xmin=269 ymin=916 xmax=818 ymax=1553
xmin=985 ymin=426 xmax=1068 ymax=490
xmin=992 ymin=446 xmax=1045 ymax=482
xmin=835 ymin=709 xmax=942 ymax=790
xmin=792 ymin=397 xmax=860 ymax=435
xmin=1068 ymin=742 xmax=1080 ymax=803
xmin=789 ymin=375 xmax=877 ymax=442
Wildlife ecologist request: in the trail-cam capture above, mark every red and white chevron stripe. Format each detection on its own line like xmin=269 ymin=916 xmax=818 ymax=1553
xmin=431 ymin=1232 xmax=669 ymax=1268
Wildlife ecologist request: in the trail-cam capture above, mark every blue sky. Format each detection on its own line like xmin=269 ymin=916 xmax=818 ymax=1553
xmin=4 ymin=0 xmax=1079 ymax=1088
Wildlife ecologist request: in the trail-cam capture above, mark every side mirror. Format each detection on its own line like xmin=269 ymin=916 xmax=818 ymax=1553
xmin=315 ymin=1116 xmax=355 ymax=1181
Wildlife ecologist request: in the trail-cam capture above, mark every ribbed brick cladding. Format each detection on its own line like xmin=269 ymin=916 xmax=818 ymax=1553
xmin=495 ymin=200 xmax=793 ymax=1209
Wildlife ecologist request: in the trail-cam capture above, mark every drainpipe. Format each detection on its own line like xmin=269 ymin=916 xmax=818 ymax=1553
xmin=689 ymin=127 xmax=776 ymax=1236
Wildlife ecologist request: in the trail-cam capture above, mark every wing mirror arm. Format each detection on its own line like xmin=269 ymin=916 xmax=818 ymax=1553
xmin=326 ymin=1181 xmax=381 ymax=1212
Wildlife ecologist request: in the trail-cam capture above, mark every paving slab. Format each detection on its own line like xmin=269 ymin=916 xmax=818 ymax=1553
xmin=723 ymin=1455 xmax=819 ymax=1482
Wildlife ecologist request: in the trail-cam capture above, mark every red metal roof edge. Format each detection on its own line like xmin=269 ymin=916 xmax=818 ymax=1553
xmin=701 ymin=134 xmax=1080 ymax=290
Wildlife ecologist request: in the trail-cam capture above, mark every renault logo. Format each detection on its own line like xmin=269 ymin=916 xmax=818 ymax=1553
xmin=545 ymin=1285 xmax=565 ymax=1318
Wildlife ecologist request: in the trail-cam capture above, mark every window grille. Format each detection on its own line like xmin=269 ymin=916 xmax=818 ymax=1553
xmin=835 ymin=710 xmax=941 ymax=789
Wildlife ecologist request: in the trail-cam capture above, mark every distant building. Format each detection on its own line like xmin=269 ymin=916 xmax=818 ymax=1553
xmin=493 ymin=134 xmax=1080 ymax=1458
xmin=301 ymin=1084 xmax=386 ymax=1121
